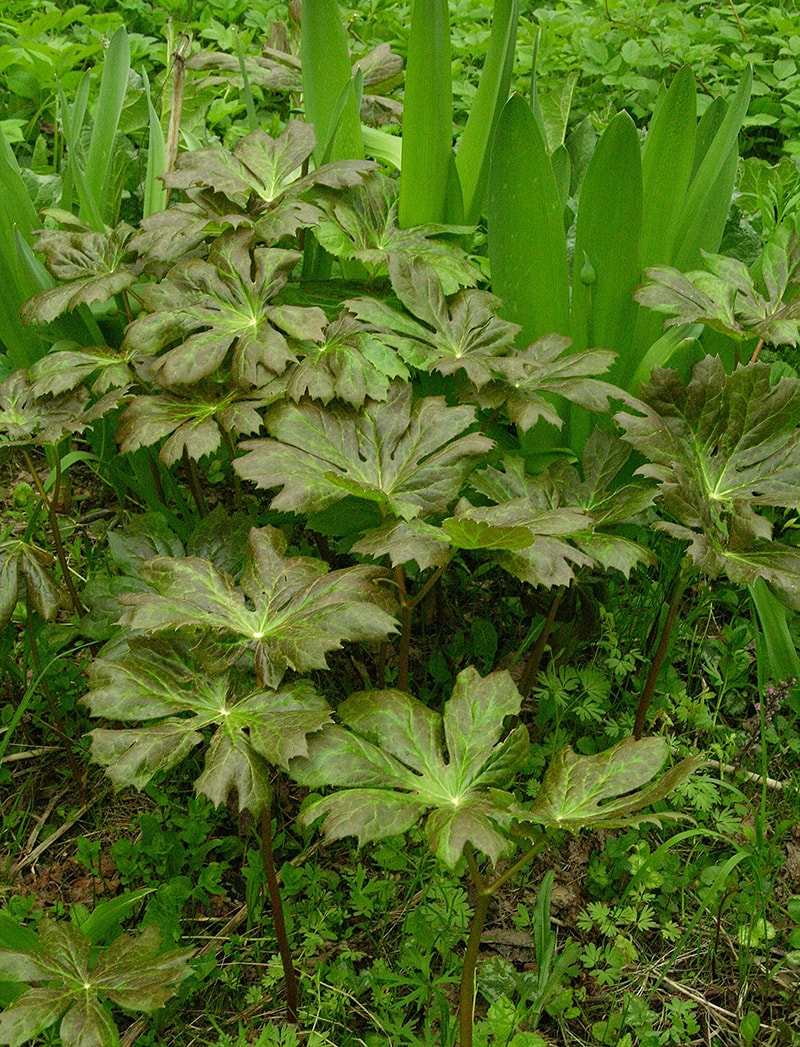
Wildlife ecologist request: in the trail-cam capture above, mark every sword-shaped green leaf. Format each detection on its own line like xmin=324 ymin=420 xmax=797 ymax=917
xmin=456 ymin=0 xmax=519 ymax=225
xmin=301 ymin=0 xmax=363 ymax=163
xmin=85 ymin=26 xmax=130 ymax=227
xmin=398 ymin=0 xmax=453 ymax=228
xmin=488 ymin=95 xmax=569 ymax=346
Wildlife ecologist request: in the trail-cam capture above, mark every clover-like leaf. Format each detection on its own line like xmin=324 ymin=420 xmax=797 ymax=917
xmin=84 ymin=638 xmax=331 ymax=811
xmin=124 ymin=233 xmax=323 ymax=390
xmin=292 ymin=667 xmax=529 ymax=869
xmin=234 ymin=381 xmax=494 ymax=521
xmin=520 ymin=737 xmax=703 ymax=831
xmin=477 ymin=335 xmax=619 ymax=431
xmin=117 ymin=526 xmax=396 ymax=687
xmin=616 ymin=355 xmax=800 ymax=595
xmin=347 ymin=256 xmax=521 ymax=387
xmin=0 ymin=920 xmax=193 ymax=1047
xmin=315 ymin=172 xmax=481 ymax=292
xmin=286 ymin=310 xmax=408 ymax=406
xmin=635 ymin=230 xmax=800 ymax=347
xmin=20 ymin=223 xmax=140 ymax=325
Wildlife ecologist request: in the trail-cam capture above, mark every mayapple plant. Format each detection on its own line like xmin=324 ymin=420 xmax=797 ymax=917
xmin=291 ymin=666 xmax=702 ymax=1047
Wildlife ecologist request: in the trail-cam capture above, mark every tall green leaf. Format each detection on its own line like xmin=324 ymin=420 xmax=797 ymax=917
xmin=455 ymin=0 xmax=519 ymax=225
xmin=84 ymin=26 xmax=130 ymax=227
xmin=142 ymin=69 xmax=167 ymax=219
xmin=570 ymin=111 xmax=642 ymax=401
xmin=301 ymin=0 xmax=363 ymax=163
xmin=398 ymin=0 xmax=453 ymax=228
xmin=488 ymin=95 xmax=569 ymax=345
xmin=673 ymin=68 xmax=752 ymax=270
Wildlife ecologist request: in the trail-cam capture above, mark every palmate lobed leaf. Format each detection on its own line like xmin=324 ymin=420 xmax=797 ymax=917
xmin=292 ymin=667 xmax=529 ymax=869
xmin=116 ymin=526 xmax=396 ymax=687
xmin=616 ymin=355 xmax=800 ymax=594
xmin=234 ymin=381 xmax=493 ymax=521
xmin=315 ymin=172 xmax=480 ymax=292
xmin=476 ymin=335 xmax=619 ymax=431
xmin=0 ymin=541 xmax=61 ymax=627
xmin=285 ymin=310 xmax=409 ymax=407
xmin=20 ymin=222 xmax=140 ymax=325
xmin=0 ymin=372 xmax=89 ymax=447
xmin=521 ymin=737 xmax=703 ymax=831
xmin=124 ymin=233 xmax=324 ymax=391
xmin=84 ymin=638 xmax=332 ymax=810
xmin=0 ymin=921 xmax=193 ymax=1047
xmin=635 ymin=230 xmax=800 ymax=346
xmin=347 ymin=256 xmax=522 ymax=387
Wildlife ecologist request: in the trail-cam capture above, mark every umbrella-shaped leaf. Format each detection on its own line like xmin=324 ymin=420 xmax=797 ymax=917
xmin=292 ymin=667 xmax=529 ymax=869
xmin=235 ymin=381 xmax=493 ymax=520
xmin=84 ymin=638 xmax=332 ymax=810
xmin=522 ymin=737 xmax=703 ymax=831
xmin=616 ymin=355 xmax=800 ymax=594
xmin=124 ymin=233 xmax=321 ymax=390
xmin=117 ymin=526 xmax=396 ymax=687
xmin=286 ymin=310 xmax=408 ymax=407
xmin=0 ymin=920 xmax=193 ymax=1047
xmin=315 ymin=172 xmax=480 ymax=292
xmin=478 ymin=335 xmax=618 ymax=431
xmin=20 ymin=223 xmax=140 ymax=325
xmin=347 ymin=256 xmax=521 ymax=387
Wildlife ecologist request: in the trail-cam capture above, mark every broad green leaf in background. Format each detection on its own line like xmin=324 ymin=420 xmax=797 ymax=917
xmin=488 ymin=95 xmax=569 ymax=346
xmin=398 ymin=0 xmax=453 ymax=228
xmin=301 ymin=0 xmax=363 ymax=163
xmin=521 ymin=737 xmax=703 ymax=831
xmin=455 ymin=0 xmax=519 ymax=225
xmin=234 ymin=381 xmax=494 ymax=520
xmin=118 ymin=526 xmax=396 ymax=687
xmin=84 ymin=26 xmax=130 ymax=228
xmin=292 ymin=667 xmax=529 ymax=869
xmin=85 ymin=639 xmax=331 ymax=808
xmin=570 ymin=111 xmax=642 ymax=405
xmin=0 ymin=921 xmax=192 ymax=1047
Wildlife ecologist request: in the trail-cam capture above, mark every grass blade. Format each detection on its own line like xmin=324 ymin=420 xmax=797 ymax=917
xmin=398 ymin=0 xmax=453 ymax=228
xmin=750 ymin=579 xmax=800 ymax=684
xmin=301 ymin=0 xmax=363 ymax=163
xmin=85 ymin=25 xmax=130 ymax=226
xmin=142 ymin=69 xmax=167 ymax=219
xmin=488 ymin=94 xmax=569 ymax=345
xmin=455 ymin=0 xmax=519 ymax=225
xmin=673 ymin=67 xmax=751 ymax=269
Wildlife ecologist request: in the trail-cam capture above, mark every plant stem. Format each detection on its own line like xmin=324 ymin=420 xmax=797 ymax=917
xmin=394 ymin=564 xmax=412 ymax=691
xmin=164 ymin=34 xmax=189 ymax=198
xmin=407 ymin=557 xmax=452 ymax=611
xmin=460 ymin=854 xmax=491 ymax=1047
xmin=260 ymin=805 xmax=299 ymax=1024
xmin=633 ymin=558 xmax=692 ymax=739
xmin=22 ymin=450 xmax=85 ymax=616
xmin=750 ymin=337 xmax=765 ymax=363
xmin=25 ymin=591 xmax=85 ymax=797
xmin=518 ymin=586 xmax=566 ymax=699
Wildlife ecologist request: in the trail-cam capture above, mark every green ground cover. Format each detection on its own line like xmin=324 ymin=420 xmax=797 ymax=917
xmin=2 ymin=2 xmax=800 ymax=1045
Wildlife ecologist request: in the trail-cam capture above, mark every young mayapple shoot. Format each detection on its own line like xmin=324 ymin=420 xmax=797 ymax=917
xmin=290 ymin=666 xmax=701 ymax=1047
